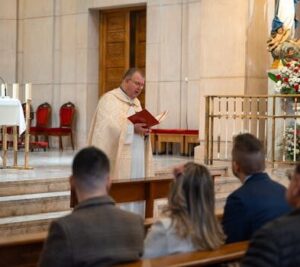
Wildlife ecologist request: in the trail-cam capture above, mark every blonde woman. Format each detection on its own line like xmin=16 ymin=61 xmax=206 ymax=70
xmin=144 ymin=162 xmax=225 ymax=258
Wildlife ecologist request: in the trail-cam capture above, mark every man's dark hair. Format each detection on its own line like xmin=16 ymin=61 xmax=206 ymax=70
xmin=122 ymin=68 xmax=144 ymax=81
xmin=232 ymin=133 xmax=265 ymax=175
xmin=72 ymin=146 xmax=110 ymax=191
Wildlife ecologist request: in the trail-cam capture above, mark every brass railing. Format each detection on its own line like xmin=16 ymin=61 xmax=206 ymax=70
xmin=204 ymin=95 xmax=300 ymax=166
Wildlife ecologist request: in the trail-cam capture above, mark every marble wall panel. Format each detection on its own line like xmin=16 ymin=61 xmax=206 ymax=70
xmin=60 ymin=14 xmax=76 ymax=83
xmin=0 ymin=0 xmax=17 ymax=19
xmin=146 ymin=5 xmax=160 ymax=44
xmin=146 ymin=43 xmax=159 ymax=82
xmin=197 ymin=0 xmax=247 ymax=77
xmin=147 ymin=0 xmax=183 ymax=6
xmin=158 ymin=82 xmax=181 ymax=128
xmin=23 ymin=17 xmax=53 ymax=83
xmin=0 ymin=48 xmax=16 ymax=82
xmin=91 ymin=0 xmax=146 ymax=9
xmin=159 ymin=4 xmax=182 ymax=81
xmin=186 ymin=1 xmax=201 ymax=81
xmin=22 ymin=0 xmax=53 ymax=18
xmin=87 ymin=48 xmax=99 ymax=84
xmin=145 ymin=81 xmax=158 ymax=116
xmin=245 ymin=77 xmax=268 ymax=95
xmin=0 ymin=20 xmax=16 ymax=52
xmin=186 ymin=81 xmax=201 ymax=130
xmin=245 ymin=0 xmax=271 ymax=79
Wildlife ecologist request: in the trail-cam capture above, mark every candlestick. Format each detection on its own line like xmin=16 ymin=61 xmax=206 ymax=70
xmin=25 ymin=83 xmax=32 ymax=100
xmin=12 ymin=83 xmax=19 ymax=99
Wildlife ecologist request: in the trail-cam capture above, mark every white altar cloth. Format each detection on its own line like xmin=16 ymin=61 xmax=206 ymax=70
xmin=0 ymin=98 xmax=26 ymax=135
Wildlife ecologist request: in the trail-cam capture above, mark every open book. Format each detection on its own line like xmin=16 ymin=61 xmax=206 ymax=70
xmin=128 ymin=109 xmax=168 ymax=128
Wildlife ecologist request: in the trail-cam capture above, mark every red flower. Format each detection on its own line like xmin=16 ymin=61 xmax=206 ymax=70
xmin=286 ymin=63 xmax=291 ymax=67
xmin=294 ymin=69 xmax=299 ymax=73
xmin=276 ymin=74 xmax=281 ymax=80
xmin=294 ymin=84 xmax=299 ymax=92
xmin=284 ymin=77 xmax=289 ymax=82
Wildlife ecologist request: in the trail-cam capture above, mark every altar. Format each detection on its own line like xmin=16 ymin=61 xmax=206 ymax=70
xmin=0 ymin=97 xmax=29 ymax=169
xmin=0 ymin=98 xmax=26 ymax=134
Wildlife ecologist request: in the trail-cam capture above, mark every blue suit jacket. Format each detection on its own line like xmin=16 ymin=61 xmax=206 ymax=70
xmin=222 ymin=172 xmax=291 ymax=243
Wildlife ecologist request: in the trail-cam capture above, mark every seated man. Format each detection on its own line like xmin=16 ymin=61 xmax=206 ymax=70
xmin=39 ymin=147 xmax=144 ymax=267
xmin=242 ymin=164 xmax=300 ymax=267
xmin=222 ymin=133 xmax=291 ymax=243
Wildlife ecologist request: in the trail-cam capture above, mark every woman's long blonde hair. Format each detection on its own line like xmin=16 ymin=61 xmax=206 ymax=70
xmin=163 ymin=162 xmax=225 ymax=250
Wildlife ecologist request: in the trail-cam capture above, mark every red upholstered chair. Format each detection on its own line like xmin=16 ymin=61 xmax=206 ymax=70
xmin=30 ymin=102 xmax=51 ymax=145
xmin=47 ymin=102 xmax=75 ymax=150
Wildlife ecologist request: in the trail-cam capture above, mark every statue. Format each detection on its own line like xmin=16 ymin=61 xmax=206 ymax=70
xmin=268 ymin=0 xmax=300 ymax=66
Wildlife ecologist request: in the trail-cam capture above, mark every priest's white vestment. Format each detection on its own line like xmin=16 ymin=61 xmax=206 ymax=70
xmin=88 ymin=88 xmax=153 ymax=180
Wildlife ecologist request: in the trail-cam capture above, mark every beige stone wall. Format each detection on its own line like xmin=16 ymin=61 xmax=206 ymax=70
xmin=0 ymin=0 xmax=17 ymax=83
xmin=0 ymin=0 xmax=274 ymax=148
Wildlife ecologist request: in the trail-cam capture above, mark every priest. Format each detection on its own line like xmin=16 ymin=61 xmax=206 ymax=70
xmin=88 ymin=68 xmax=153 ymax=181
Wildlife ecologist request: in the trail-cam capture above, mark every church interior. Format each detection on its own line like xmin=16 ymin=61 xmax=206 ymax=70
xmin=0 ymin=0 xmax=300 ymax=266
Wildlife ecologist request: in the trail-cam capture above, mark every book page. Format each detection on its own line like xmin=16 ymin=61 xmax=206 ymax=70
xmin=155 ymin=110 xmax=168 ymax=123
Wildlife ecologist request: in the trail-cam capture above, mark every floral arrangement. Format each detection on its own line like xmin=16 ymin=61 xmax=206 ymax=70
xmin=268 ymin=60 xmax=300 ymax=94
xmin=283 ymin=124 xmax=300 ymax=161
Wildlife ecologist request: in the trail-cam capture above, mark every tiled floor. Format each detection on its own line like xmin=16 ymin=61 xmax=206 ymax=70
xmin=0 ymin=148 xmax=294 ymax=184
xmin=0 ymin=150 xmax=195 ymax=182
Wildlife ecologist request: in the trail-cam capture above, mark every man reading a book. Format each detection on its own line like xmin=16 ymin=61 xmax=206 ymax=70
xmin=88 ymin=68 xmax=153 ymax=181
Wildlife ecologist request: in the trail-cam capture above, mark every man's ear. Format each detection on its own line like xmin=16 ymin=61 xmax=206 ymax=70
xmin=69 ymin=175 xmax=75 ymax=188
xmin=232 ymin=160 xmax=239 ymax=172
xmin=106 ymin=175 xmax=112 ymax=192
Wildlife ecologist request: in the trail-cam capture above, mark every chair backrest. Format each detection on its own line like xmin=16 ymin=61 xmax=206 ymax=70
xmin=60 ymin=102 xmax=75 ymax=128
xmin=35 ymin=102 xmax=51 ymax=128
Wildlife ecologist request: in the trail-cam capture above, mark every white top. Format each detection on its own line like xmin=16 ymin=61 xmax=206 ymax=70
xmin=143 ymin=217 xmax=196 ymax=258
xmin=0 ymin=98 xmax=26 ymax=135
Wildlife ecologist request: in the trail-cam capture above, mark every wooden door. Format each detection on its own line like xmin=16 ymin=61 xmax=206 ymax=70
xmin=100 ymin=7 xmax=146 ymax=107
xmin=133 ymin=10 xmax=146 ymax=107
xmin=100 ymin=10 xmax=130 ymax=96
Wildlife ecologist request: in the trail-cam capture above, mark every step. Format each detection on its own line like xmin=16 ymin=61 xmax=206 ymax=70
xmin=0 ymin=211 xmax=70 ymax=237
xmin=0 ymin=191 xmax=70 ymax=218
xmin=0 ymin=177 xmax=69 ymax=196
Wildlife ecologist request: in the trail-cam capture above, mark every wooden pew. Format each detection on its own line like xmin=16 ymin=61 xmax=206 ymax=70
xmin=71 ymin=171 xmax=224 ymax=218
xmin=0 ymin=232 xmax=47 ymax=267
xmin=0 ymin=213 xmax=225 ymax=267
xmin=115 ymin=241 xmax=249 ymax=267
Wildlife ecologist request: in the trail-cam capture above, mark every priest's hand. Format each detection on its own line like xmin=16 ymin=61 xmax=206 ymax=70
xmin=134 ymin=123 xmax=150 ymax=136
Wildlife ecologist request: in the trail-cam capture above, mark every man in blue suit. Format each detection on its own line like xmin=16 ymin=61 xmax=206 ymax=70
xmin=222 ymin=133 xmax=291 ymax=243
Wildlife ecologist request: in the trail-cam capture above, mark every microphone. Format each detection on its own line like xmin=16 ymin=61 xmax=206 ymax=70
xmin=0 ymin=76 xmax=7 ymax=96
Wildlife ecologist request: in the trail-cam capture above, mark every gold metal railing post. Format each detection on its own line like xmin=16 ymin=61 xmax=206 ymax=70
xmin=204 ymin=96 xmax=210 ymax=165
xmin=209 ymin=97 xmax=214 ymax=165
xmin=271 ymin=96 xmax=276 ymax=168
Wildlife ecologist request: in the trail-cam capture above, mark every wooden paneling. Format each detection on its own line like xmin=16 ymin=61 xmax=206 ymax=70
xmin=134 ymin=10 xmax=146 ymax=107
xmin=100 ymin=10 xmax=130 ymax=95
xmin=99 ymin=7 xmax=147 ymax=105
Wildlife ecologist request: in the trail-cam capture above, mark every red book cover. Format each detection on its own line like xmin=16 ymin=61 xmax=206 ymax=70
xmin=128 ymin=109 xmax=159 ymax=128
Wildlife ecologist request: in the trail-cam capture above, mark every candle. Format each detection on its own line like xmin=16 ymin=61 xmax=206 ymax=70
xmin=12 ymin=83 xmax=19 ymax=99
xmin=25 ymin=83 xmax=32 ymax=100
xmin=1 ymin=84 xmax=5 ymax=97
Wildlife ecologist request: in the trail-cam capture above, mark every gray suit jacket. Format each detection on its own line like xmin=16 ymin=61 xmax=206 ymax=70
xmin=39 ymin=196 xmax=144 ymax=267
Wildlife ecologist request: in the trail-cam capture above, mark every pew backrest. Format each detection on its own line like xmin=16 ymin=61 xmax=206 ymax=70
xmin=115 ymin=241 xmax=248 ymax=267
